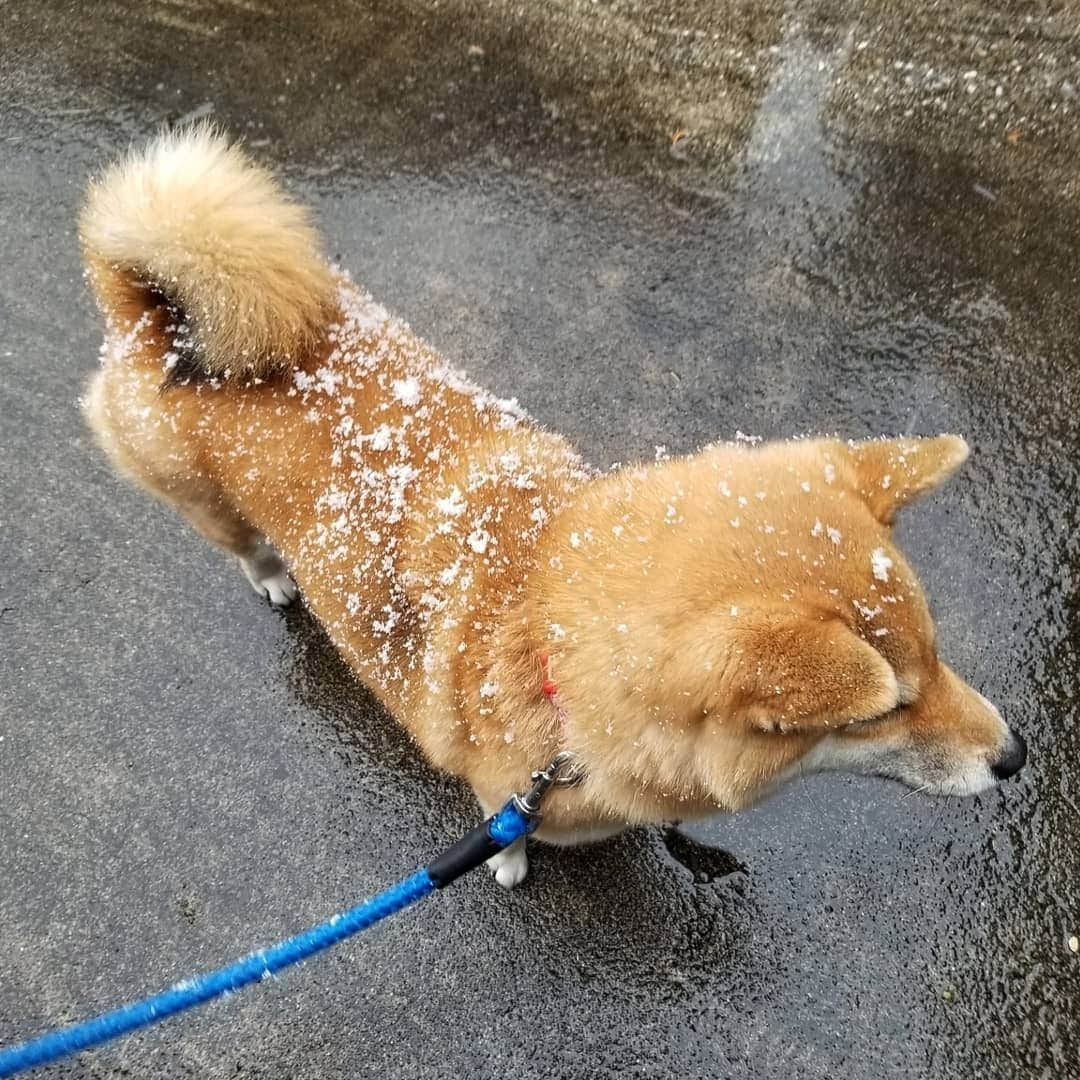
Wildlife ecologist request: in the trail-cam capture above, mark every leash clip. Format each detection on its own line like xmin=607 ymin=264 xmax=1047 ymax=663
xmin=513 ymin=751 xmax=584 ymax=818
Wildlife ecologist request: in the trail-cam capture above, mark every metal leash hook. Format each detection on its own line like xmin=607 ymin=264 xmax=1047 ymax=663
xmin=419 ymin=752 xmax=584 ymax=890
xmin=514 ymin=751 xmax=585 ymax=817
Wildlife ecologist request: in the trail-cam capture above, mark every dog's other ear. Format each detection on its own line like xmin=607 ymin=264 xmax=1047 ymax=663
xmin=847 ymin=435 xmax=969 ymax=524
xmin=733 ymin=608 xmax=900 ymax=733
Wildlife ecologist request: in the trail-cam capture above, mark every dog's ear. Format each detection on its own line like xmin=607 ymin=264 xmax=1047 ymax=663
xmin=733 ymin=608 xmax=899 ymax=733
xmin=846 ymin=435 xmax=969 ymax=524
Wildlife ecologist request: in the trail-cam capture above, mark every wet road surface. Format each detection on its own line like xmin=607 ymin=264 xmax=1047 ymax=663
xmin=1 ymin=2 xmax=1078 ymax=1077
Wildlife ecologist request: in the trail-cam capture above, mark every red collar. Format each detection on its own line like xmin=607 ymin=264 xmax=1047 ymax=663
xmin=539 ymin=650 xmax=570 ymax=728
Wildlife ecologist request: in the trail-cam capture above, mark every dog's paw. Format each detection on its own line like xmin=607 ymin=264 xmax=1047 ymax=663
xmin=240 ymin=546 xmax=297 ymax=607
xmin=252 ymin=570 xmax=298 ymax=607
xmin=487 ymin=840 xmax=529 ymax=889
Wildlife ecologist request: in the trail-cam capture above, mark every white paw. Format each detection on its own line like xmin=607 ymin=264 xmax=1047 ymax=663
xmin=253 ymin=570 xmax=298 ymax=607
xmin=487 ymin=840 xmax=529 ymax=889
xmin=240 ymin=546 xmax=297 ymax=607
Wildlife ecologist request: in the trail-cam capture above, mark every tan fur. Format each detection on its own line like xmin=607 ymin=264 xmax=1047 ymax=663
xmin=81 ymin=131 xmax=1022 ymax=857
xmin=80 ymin=125 xmax=336 ymax=378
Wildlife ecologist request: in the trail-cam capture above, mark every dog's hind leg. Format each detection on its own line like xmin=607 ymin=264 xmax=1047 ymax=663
xmin=236 ymin=540 xmax=297 ymax=606
xmin=162 ymin=480 xmax=297 ymax=606
xmin=83 ymin=369 xmax=297 ymax=606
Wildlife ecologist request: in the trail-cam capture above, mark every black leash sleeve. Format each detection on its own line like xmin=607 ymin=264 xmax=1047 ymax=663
xmin=426 ymin=818 xmax=505 ymax=888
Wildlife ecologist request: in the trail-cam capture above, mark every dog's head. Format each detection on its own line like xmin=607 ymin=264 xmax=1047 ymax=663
xmin=547 ymin=434 xmax=1025 ymax=813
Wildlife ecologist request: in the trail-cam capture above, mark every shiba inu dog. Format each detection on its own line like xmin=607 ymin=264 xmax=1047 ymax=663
xmin=79 ymin=128 xmax=1025 ymax=887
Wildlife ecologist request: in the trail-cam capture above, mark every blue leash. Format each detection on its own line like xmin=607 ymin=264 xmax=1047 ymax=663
xmin=0 ymin=756 xmax=577 ymax=1078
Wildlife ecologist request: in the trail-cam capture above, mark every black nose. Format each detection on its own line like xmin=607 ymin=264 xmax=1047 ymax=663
xmin=991 ymin=731 xmax=1027 ymax=781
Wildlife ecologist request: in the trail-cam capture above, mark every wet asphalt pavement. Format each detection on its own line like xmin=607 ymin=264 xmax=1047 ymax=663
xmin=1 ymin=2 xmax=1079 ymax=1077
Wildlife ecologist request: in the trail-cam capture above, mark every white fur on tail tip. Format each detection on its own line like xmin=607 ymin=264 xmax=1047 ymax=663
xmin=240 ymin=541 xmax=297 ymax=607
xmin=79 ymin=124 xmax=336 ymax=379
xmin=487 ymin=839 xmax=529 ymax=889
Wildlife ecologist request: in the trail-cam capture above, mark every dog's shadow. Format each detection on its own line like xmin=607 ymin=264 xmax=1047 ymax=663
xmin=278 ymin=605 xmax=754 ymax=996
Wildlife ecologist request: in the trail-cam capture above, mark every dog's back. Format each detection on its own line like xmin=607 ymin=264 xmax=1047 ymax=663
xmin=80 ymin=126 xmax=586 ymax=780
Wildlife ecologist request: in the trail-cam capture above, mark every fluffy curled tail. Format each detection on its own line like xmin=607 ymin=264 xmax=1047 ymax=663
xmin=79 ymin=125 xmax=335 ymax=379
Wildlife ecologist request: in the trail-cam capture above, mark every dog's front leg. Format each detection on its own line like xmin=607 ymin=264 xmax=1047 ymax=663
xmin=486 ymin=838 xmax=529 ymax=889
xmin=476 ymin=794 xmax=529 ymax=889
